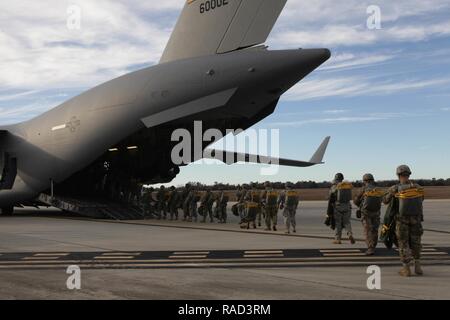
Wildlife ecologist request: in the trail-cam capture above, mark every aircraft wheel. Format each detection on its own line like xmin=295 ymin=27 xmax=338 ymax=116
xmin=1 ymin=206 xmax=14 ymax=216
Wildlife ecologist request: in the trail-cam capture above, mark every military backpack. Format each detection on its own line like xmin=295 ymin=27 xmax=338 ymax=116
xmin=395 ymin=183 xmax=424 ymax=217
xmin=362 ymin=185 xmax=384 ymax=212
xmin=336 ymin=182 xmax=353 ymax=204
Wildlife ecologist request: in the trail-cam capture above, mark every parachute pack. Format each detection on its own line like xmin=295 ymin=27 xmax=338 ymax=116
xmin=266 ymin=191 xmax=278 ymax=206
xmin=336 ymin=182 xmax=353 ymax=204
xmin=286 ymin=190 xmax=299 ymax=206
xmin=395 ymin=184 xmax=424 ymax=217
xmin=362 ymin=186 xmax=384 ymax=212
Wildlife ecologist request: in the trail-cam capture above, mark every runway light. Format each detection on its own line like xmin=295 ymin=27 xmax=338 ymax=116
xmin=109 ymin=148 xmax=119 ymax=152
xmin=127 ymin=146 xmax=138 ymax=150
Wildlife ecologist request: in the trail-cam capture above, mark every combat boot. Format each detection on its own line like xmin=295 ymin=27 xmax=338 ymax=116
xmin=273 ymin=226 xmax=277 ymax=231
xmin=365 ymin=248 xmax=375 ymax=256
xmin=414 ymin=260 xmax=424 ymax=276
xmin=293 ymin=229 xmax=296 ymax=233
xmin=399 ymin=264 xmax=412 ymax=277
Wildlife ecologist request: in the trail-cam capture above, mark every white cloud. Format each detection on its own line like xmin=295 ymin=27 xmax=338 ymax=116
xmin=284 ymin=76 xmax=450 ymax=101
xmin=268 ymin=115 xmax=393 ymax=128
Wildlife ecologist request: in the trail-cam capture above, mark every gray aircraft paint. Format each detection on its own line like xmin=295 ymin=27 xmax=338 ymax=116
xmin=0 ymin=0 xmax=331 ymax=209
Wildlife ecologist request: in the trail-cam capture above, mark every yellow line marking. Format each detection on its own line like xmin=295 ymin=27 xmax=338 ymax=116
xmin=323 ymin=253 xmax=366 ymax=257
xmin=244 ymin=251 xmax=283 ymax=254
xmin=172 ymin=252 xmax=209 ymax=255
xmin=95 ymin=256 xmax=136 ymax=260
xmin=23 ymin=256 xmax=61 ymax=260
xmin=100 ymin=253 xmax=141 ymax=256
xmin=1 ymin=255 xmax=449 ymax=266
xmin=244 ymin=254 xmax=285 ymax=258
xmin=320 ymin=249 xmax=362 ymax=253
xmin=169 ymin=255 xmax=207 ymax=259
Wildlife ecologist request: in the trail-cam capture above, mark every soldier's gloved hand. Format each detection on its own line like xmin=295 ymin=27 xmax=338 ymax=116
xmin=356 ymin=210 xmax=362 ymax=219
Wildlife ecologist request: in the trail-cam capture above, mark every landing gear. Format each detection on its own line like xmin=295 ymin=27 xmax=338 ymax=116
xmin=1 ymin=206 xmax=14 ymax=216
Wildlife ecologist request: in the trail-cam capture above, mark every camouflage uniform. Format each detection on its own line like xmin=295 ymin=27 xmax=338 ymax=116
xmin=384 ymin=184 xmax=424 ymax=264
xmin=242 ymin=188 xmax=261 ymax=229
xmin=167 ymin=187 xmax=180 ymax=220
xmin=188 ymin=189 xmax=200 ymax=222
xmin=200 ymin=190 xmax=214 ymax=223
xmin=217 ymin=191 xmax=229 ymax=223
xmin=383 ymin=165 xmax=424 ymax=277
xmin=354 ymin=175 xmax=383 ymax=254
xmin=329 ymin=174 xmax=354 ymax=243
xmin=278 ymin=185 xmax=300 ymax=234
xmin=262 ymin=185 xmax=279 ymax=231
xmin=181 ymin=185 xmax=191 ymax=221
xmin=156 ymin=186 xmax=168 ymax=220
xmin=141 ymin=188 xmax=156 ymax=219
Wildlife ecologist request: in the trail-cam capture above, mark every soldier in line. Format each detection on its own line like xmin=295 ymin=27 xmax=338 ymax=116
xmin=329 ymin=173 xmax=355 ymax=244
xmin=156 ymin=185 xmax=167 ymax=220
xmin=241 ymin=183 xmax=260 ymax=229
xmin=141 ymin=187 xmax=156 ymax=219
xmin=383 ymin=165 xmax=425 ymax=277
xmin=188 ymin=185 xmax=200 ymax=222
xmin=216 ymin=190 xmax=229 ymax=223
xmin=278 ymin=182 xmax=300 ymax=234
xmin=354 ymin=174 xmax=384 ymax=255
xmin=200 ymin=189 xmax=214 ymax=223
xmin=238 ymin=184 xmax=249 ymax=222
xmin=181 ymin=183 xmax=191 ymax=221
xmin=167 ymin=186 xmax=180 ymax=221
xmin=261 ymin=181 xmax=279 ymax=231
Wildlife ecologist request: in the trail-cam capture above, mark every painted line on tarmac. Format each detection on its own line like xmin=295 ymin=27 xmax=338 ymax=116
xmin=1 ymin=259 xmax=449 ymax=271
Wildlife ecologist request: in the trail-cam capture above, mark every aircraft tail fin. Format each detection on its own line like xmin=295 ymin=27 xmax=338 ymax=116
xmin=160 ymin=0 xmax=287 ymax=64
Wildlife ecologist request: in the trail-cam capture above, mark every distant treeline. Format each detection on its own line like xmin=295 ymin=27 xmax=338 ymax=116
xmin=182 ymin=178 xmax=450 ymax=190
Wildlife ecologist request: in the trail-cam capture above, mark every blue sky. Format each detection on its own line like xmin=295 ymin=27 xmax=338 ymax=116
xmin=1 ymin=0 xmax=449 ymax=185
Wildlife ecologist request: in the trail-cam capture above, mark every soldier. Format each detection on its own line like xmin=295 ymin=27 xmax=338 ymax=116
xmin=261 ymin=181 xmax=279 ymax=231
xmin=329 ymin=173 xmax=355 ymax=244
xmin=238 ymin=184 xmax=249 ymax=222
xmin=217 ymin=190 xmax=229 ymax=223
xmin=200 ymin=189 xmax=214 ymax=223
xmin=278 ymin=182 xmax=300 ymax=234
xmin=141 ymin=187 xmax=156 ymax=219
xmin=242 ymin=183 xmax=261 ymax=229
xmin=383 ymin=165 xmax=425 ymax=277
xmin=181 ymin=183 xmax=191 ymax=221
xmin=207 ymin=190 xmax=216 ymax=222
xmin=167 ymin=186 xmax=180 ymax=220
xmin=156 ymin=185 xmax=168 ymax=220
xmin=354 ymin=174 xmax=384 ymax=255
xmin=188 ymin=185 xmax=200 ymax=222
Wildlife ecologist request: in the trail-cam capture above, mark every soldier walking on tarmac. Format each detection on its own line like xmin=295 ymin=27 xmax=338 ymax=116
xmin=216 ymin=190 xmax=229 ymax=223
xmin=354 ymin=174 xmax=384 ymax=255
xmin=329 ymin=173 xmax=355 ymax=244
xmin=167 ymin=186 xmax=180 ymax=220
xmin=383 ymin=165 xmax=425 ymax=277
xmin=278 ymin=182 xmax=300 ymax=234
xmin=262 ymin=181 xmax=279 ymax=231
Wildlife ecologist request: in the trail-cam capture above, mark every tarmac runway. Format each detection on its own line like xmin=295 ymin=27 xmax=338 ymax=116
xmin=0 ymin=200 xmax=449 ymax=299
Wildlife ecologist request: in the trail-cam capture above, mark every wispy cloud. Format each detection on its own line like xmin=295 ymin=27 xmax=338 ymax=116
xmin=284 ymin=76 xmax=450 ymax=101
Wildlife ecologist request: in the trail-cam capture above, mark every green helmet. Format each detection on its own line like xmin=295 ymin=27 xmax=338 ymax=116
xmin=334 ymin=173 xmax=344 ymax=182
xmin=396 ymin=165 xmax=412 ymax=176
xmin=363 ymin=173 xmax=374 ymax=182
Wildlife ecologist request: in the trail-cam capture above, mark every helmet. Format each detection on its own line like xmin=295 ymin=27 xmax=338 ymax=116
xmin=250 ymin=182 xmax=257 ymax=188
xmin=334 ymin=173 xmax=344 ymax=182
xmin=285 ymin=182 xmax=293 ymax=189
xmin=363 ymin=173 xmax=375 ymax=182
xmin=396 ymin=165 xmax=412 ymax=176
xmin=170 ymin=186 xmax=176 ymax=190
xmin=160 ymin=185 xmax=165 ymax=189
xmin=264 ymin=181 xmax=271 ymax=188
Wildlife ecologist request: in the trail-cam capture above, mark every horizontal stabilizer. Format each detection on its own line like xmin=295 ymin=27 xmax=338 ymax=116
xmin=204 ymin=136 xmax=331 ymax=167
xmin=160 ymin=0 xmax=287 ymax=63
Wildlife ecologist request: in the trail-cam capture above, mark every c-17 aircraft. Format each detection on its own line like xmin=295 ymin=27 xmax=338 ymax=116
xmin=0 ymin=0 xmax=331 ymax=218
